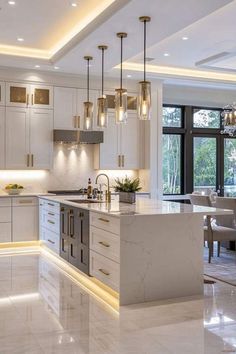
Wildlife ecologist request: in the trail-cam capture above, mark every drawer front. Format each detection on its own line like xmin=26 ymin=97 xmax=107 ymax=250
xmin=0 ymin=207 xmax=11 ymax=222
xmin=41 ymin=227 xmax=60 ymax=254
xmin=90 ymin=250 xmax=119 ymax=292
xmin=12 ymin=197 xmax=37 ymax=207
xmin=90 ymin=226 xmax=120 ymax=263
xmin=90 ymin=212 xmax=120 ymax=235
xmin=42 ymin=210 xmax=60 ymax=234
xmin=0 ymin=198 xmax=11 ymax=207
xmin=41 ymin=199 xmax=60 ymax=215
xmin=0 ymin=223 xmax=11 ymax=243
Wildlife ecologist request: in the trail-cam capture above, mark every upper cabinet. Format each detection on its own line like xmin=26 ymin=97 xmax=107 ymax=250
xmin=94 ymin=112 xmax=143 ymax=170
xmin=54 ymin=87 xmax=77 ymax=129
xmin=6 ymin=82 xmax=53 ymax=109
xmin=54 ymin=87 xmax=99 ymax=130
xmin=5 ymin=107 xmax=53 ymax=169
xmin=0 ymin=82 xmax=5 ymax=106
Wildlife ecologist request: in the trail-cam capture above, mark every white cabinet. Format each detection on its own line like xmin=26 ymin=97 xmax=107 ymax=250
xmin=54 ymin=87 xmax=99 ymax=130
xmin=6 ymin=107 xmax=53 ymax=169
xmin=0 ymin=198 xmax=11 ymax=243
xmin=6 ymin=107 xmax=30 ymax=169
xmin=6 ymin=82 xmax=53 ymax=109
xmin=12 ymin=197 xmax=38 ymax=242
xmin=0 ymin=82 xmax=5 ymax=106
xmin=30 ymin=109 xmax=53 ymax=169
xmin=0 ymin=106 xmax=5 ymax=168
xmin=54 ymin=87 xmax=77 ymax=129
xmin=94 ymin=113 xmax=142 ymax=170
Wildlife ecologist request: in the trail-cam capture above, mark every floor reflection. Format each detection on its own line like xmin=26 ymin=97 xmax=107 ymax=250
xmin=0 ymin=252 xmax=235 ymax=353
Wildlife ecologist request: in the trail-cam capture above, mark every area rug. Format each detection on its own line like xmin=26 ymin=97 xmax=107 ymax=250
xmin=204 ymin=247 xmax=236 ymax=286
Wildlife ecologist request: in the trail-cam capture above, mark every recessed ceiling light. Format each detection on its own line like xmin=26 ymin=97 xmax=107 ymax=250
xmin=35 ymin=65 xmax=40 ymax=68
xmin=164 ymin=53 xmax=170 ymax=57
xmin=54 ymin=66 xmax=59 ymax=70
xmin=127 ymin=74 xmax=132 ymax=78
xmin=17 ymin=37 xmax=24 ymax=42
xmin=182 ymin=36 xmax=189 ymax=41
xmin=8 ymin=1 xmax=16 ymax=5
xmin=71 ymin=2 xmax=77 ymax=6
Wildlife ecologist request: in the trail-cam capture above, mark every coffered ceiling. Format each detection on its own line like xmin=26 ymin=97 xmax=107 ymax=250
xmin=1 ymin=0 xmax=236 ymax=86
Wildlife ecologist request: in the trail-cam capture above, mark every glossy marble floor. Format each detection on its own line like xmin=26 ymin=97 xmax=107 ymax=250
xmin=0 ymin=252 xmax=236 ymax=354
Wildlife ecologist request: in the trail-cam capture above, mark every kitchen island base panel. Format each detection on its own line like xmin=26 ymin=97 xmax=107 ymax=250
xmin=119 ymin=213 xmax=204 ymax=306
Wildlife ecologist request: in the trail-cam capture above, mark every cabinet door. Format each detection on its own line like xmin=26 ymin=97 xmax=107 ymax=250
xmin=120 ymin=113 xmax=140 ymax=169
xmin=6 ymin=82 xmax=30 ymax=107
xmin=54 ymin=87 xmax=78 ymax=129
xmin=0 ymin=82 xmax=5 ymax=106
xmin=6 ymin=107 xmax=30 ymax=169
xmin=30 ymin=109 xmax=53 ymax=169
xmin=0 ymin=106 xmax=5 ymax=168
xmin=77 ymin=88 xmax=100 ymax=130
xmin=60 ymin=205 xmax=69 ymax=261
xmin=12 ymin=205 xmax=38 ymax=242
xmin=94 ymin=113 xmax=119 ymax=169
xmin=30 ymin=84 xmax=53 ymax=109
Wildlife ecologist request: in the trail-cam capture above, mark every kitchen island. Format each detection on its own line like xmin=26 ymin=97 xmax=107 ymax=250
xmin=39 ymin=196 xmax=231 ymax=306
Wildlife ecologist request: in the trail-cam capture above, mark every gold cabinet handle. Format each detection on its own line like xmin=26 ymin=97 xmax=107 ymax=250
xmin=31 ymin=154 xmax=34 ymax=167
xmin=98 ymin=217 xmax=110 ymax=223
xmin=26 ymin=94 xmax=29 ymax=106
xmin=31 ymin=94 xmax=34 ymax=105
xmin=48 ymin=212 xmax=55 ymax=216
xmin=47 ymin=220 xmax=55 ymax=225
xmin=98 ymin=241 xmax=110 ymax=248
xmin=77 ymin=116 xmax=80 ymax=129
xmin=48 ymin=203 xmax=55 ymax=207
xmin=99 ymin=268 xmax=110 ymax=276
xmin=118 ymin=155 xmax=121 ymax=167
xmin=26 ymin=154 xmax=30 ymax=167
xmin=122 ymin=155 xmax=124 ymax=167
xmin=19 ymin=200 xmax=33 ymax=204
xmin=73 ymin=116 xmax=77 ymax=128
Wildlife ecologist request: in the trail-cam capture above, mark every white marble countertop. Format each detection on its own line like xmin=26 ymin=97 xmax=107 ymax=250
xmin=0 ymin=192 xmax=52 ymax=198
xmin=39 ymin=195 xmax=232 ymax=218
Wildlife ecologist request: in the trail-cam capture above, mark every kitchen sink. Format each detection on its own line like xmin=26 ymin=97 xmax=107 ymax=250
xmin=66 ymin=199 xmax=103 ymax=204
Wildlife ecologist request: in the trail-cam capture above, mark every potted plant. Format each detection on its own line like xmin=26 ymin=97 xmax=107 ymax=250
xmin=114 ymin=176 xmax=142 ymax=204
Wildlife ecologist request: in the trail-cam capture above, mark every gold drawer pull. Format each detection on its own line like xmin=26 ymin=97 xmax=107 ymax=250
xmin=98 ymin=241 xmax=110 ymax=248
xmin=98 ymin=217 xmax=110 ymax=223
xmin=19 ymin=200 xmax=33 ymax=204
xmin=48 ymin=203 xmax=55 ymax=207
xmin=48 ymin=212 xmax=55 ymax=216
xmin=99 ymin=268 xmax=110 ymax=276
xmin=48 ymin=239 xmax=55 ymax=244
xmin=47 ymin=220 xmax=55 ymax=225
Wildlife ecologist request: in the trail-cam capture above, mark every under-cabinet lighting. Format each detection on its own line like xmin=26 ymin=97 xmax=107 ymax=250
xmin=17 ymin=37 xmax=24 ymax=42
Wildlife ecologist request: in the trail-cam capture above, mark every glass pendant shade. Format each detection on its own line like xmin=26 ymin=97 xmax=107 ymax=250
xmin=115 ymin=88 xmax=127 ymax=124
xmin=97 ymin=97 xmax=108 ymax=128
xmin=138 ymin=80 xmax=151 ymax=120
xmin=83 ymin=101 xmax=93 ymax=130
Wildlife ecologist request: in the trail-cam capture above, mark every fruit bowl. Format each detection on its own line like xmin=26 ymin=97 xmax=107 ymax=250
xmin=4 ymin=184 xmax=24 ymax=195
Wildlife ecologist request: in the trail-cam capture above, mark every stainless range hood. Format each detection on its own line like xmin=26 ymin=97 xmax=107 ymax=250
xmin=53 ymin=130 xmax=103 ymax=144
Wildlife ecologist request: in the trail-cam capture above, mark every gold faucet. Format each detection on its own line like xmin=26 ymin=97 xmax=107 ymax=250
xmin=95 ymin=173 xmax=111 ymax=202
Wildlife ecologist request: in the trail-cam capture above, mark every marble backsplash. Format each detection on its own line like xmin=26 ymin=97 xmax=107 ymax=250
xmin=0 ymin=145 xmax=140 ymax=193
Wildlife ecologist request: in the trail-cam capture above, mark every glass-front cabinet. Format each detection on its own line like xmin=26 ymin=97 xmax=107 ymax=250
xmin=6 ymin=82 xmax=53 ymax=109
xmin=0 ymin=82 xmax=5 ymax=106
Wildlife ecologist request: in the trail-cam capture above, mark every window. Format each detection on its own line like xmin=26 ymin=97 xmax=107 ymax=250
xmin=193 ymin=108 xmax=221 ymax=128
xmin=162 ymin=106 xmax=184 ymax=195
xmin=163 ymin=106 xmax=182 ymax=127
xmin=162 ymin=134 xmax=181 ymax=194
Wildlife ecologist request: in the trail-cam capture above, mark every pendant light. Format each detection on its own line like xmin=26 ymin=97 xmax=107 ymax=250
xmin=97 ymin=45 xmax=108 ymax=128
xmin=115 ymin=32 xmax=128 ymax=124
xmin=138 ymin=16 xmax=151 ymax=120
xmin=83 ymin=56 xmax=93 ymax=130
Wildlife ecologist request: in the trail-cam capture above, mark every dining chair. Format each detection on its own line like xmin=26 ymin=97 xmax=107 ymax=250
xmin=210 ymin=197 xmax=236 ymax=260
